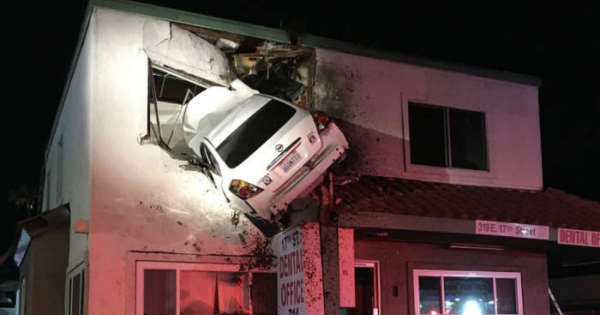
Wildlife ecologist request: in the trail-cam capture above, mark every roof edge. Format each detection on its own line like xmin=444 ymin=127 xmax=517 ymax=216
xmin=91 ymin=0 xmax=541 ymax=87
xmin=44 ymin=3 xmax=94 ymax=164
xmin=339 ymin=211 xmax=565 ymax=241
xmin=46 ymin=0 xmax=542 ymax=172
xmin=301 ymin=33 xmax=541 ymax=87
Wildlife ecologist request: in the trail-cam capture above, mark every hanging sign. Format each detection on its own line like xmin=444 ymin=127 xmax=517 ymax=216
xmin=274 ymin=223 xmax=324 ymax=315
xmin=558 ymin=228 xmax=600 ymax=247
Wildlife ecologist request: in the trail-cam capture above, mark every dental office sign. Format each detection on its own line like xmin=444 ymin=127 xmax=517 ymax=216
xmin=274 ymin=223 xmax=324 ymax=315
xmin=558 ymin=228 xmax=600 ymax=248
xmin=277 ymin=226 xmax=306 ymax=315
xmin=475 ymin=220 xmax=550 ymax=240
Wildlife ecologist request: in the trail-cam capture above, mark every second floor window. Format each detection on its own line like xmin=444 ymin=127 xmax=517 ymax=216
xmin=409 ymin=102 xmax=488 ymax=171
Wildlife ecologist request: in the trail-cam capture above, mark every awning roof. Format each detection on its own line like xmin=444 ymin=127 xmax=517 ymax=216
xmin=335 ymin=176 xmax=600 ymax=231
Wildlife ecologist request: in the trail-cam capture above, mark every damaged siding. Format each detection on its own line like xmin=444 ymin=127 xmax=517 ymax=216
xmin=143 ymin=20 xmax=234 ymax=87
xmin=313 ymin=48 xmax=542 ymax=190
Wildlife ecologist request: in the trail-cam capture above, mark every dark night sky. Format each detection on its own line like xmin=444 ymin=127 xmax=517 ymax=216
xmin=8 ymin=1 xmax=599 ymax=203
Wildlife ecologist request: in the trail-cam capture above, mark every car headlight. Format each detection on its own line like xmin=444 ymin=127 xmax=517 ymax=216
xmin=229 ymin=179 xmax=263 ymax=199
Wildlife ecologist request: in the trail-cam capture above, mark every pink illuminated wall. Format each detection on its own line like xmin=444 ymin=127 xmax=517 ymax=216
xmin=313 ymin=49 xmax=542 ymax=190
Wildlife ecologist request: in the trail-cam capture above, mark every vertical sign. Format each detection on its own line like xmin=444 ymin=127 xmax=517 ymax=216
xmin=274 ymin=223 xmax=324 ymax=315
xmin=558 ymin=228 xmax=600 ymax=247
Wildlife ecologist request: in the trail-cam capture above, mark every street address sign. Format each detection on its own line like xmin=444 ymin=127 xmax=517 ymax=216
xmin=475 ymin=220 xmax=549 ymax=240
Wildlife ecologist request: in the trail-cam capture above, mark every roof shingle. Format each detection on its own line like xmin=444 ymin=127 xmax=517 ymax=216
xmin=334 ymin=176 xmax=600 ymax=231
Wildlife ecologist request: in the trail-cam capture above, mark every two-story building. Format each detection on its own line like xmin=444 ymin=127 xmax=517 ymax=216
xmin=18 ymin=0 xmax=600 ymax=314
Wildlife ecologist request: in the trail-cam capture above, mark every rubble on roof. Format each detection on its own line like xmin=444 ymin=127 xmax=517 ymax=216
xmin=143 ymin=21 xmax=234 ymax=86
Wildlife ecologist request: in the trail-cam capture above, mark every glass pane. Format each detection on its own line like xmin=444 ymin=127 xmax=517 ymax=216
xmin=409 ymin=103 xmax=447 ymax=167
xmin=72 ymin=274 xmax=81 ymax=315
xmin=80 ymin=271 xmax=85 ymax=314
xmin=180 ymin=271 xmax=217 ymax=315
xmin=217 ymin=100 xmax=296 ymax=168
xmin=496 ymin=278 xmax=517 ymax=314
xmin=444 ymin=277 xmax=494 ymax=315
xmin=251 ymin=273 xmax=278 ymax=315
xmin=419 ymin=276 xmax=441 ymax=314
xmin=449 ymin=109 xmax=488 ymax=170
xmin=217 ymin=272 xmax=249 ymax=314
xmin=144 ymin=269 xmax=176 ymax=315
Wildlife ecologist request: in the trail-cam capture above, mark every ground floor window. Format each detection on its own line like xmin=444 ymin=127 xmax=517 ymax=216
xmin=413 ymin=269 xmax=522 ymax=315
xmin=67 ymin=265 xmax=86 ymax=315
xmin=136 ymin=261 xmax=276 ymax=315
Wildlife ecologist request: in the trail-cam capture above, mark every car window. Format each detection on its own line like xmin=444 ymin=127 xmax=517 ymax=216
xmin=200 ymin=144 xmax=221 ymax=176
xmin=216 ymin=100 xmax=296 ymax=168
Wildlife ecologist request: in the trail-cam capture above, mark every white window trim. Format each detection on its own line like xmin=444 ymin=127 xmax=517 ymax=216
xmin=135 ymin=261 xmax=249 ymax=315
xmin=66 ymin=262 xmax=86 ymax=315
xmin=412 ymin=269 xmax=523 ymax=315
xmin=402 ymin=98 xmax=497 ymax=180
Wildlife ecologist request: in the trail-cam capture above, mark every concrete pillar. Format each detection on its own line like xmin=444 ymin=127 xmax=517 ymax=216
xmin=320 ymin=225 xmax=340 ymax=314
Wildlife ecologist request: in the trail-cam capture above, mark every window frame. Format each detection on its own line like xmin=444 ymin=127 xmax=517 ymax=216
xmin=403 ymin=99 xmax=495 ymax=179
xmin=408 ymin=102 xmax=489 ymax=171
xmin=145 ymin=61 xmax=209 ymax=162
xmin=135 ymin=261 xmax=253 ymax=315
xmin=412 ymin=269 xmax=523 ymax=315
xmin=355 ymin=260 xmax=382 ymax=315
xmin=66 ymin=263 xmax=86 ymax=315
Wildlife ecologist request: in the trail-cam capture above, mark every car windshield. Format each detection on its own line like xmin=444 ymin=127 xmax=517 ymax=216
xmin=217 ymin=100 xmax=296 ymax=168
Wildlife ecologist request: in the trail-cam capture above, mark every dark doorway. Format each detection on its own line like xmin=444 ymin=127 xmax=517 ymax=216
xmin=345 ymin=263 xmax=380 ymax=315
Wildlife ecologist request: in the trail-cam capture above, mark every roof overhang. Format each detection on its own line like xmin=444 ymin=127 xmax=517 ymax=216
xmin=339 ymin=211 xmax=560 ymax=241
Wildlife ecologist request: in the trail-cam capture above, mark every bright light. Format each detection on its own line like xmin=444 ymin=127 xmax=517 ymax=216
xmin=463 ymin=300 xmax=482 ymax=315
xmin=430 ymin=310 xmax=438 ymax=315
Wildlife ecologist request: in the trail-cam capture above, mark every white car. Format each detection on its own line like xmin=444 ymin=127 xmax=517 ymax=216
xmin=179 ymin=83 xmax=349 ymax=225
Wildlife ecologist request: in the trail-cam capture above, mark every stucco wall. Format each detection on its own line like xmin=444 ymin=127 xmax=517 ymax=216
xmin=355 ymin=240 xmax=549 ymax=314
xmin=88 ymin=8 xmax=264 ymax=314
xmin=313 ymin=50 xmax=543 ymax=190
xmin=43 ymin=9 xmax=93 ymax=270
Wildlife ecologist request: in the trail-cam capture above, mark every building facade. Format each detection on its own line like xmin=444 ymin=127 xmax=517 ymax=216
xmin=24 ymin=1 xmax=600 ymax=314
